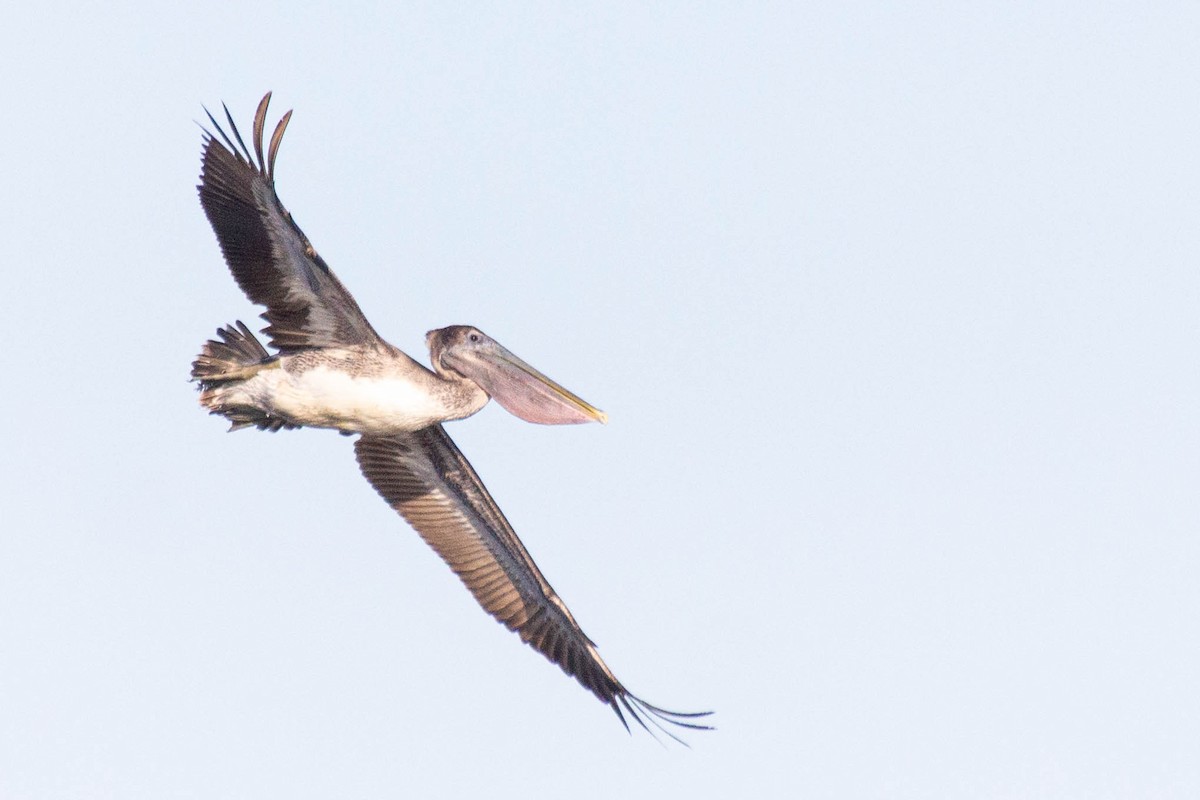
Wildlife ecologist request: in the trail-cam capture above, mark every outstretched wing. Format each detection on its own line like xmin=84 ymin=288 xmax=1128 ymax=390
xmin=354 ymin=428 xmax=712 ymax=740
xmin=198 ymin=93 xmax=383 ymax=353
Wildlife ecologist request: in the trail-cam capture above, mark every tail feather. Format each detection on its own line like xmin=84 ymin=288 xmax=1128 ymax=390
xmin=192 ymin=322 xmax=296 ymax=432
xmin=191 ymin=320 xmax=271 ymax=384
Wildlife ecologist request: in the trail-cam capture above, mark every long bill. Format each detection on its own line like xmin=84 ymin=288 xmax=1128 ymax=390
xmin=453 ymin=345 xmax=609 ymax=426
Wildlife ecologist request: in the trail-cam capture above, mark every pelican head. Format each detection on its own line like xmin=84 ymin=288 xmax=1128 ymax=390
xmin=426 ymin=326 xmax=608 ymax=426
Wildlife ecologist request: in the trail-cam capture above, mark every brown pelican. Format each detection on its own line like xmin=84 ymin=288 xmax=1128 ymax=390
xmin=191 ymin=93 xmax=710 ymax=740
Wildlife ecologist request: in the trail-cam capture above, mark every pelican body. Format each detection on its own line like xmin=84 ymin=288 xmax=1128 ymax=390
xmin=191 ymin=93 xmax=709 ymax=740
xmin=197 ymin=325 xmax=601 ymax=435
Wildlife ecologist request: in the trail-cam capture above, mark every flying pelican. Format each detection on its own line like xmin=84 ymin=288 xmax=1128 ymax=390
xmin=191 ymin=93 xmax=710 ymax=740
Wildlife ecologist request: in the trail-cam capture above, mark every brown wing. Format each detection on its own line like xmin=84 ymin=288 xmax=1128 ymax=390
xmin=354 ymin=427 xmax=712 ymax=740
xmin=198 ymin=93 xmax=384 ymax=353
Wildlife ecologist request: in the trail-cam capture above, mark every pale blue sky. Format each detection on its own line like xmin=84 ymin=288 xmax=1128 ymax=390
xmin=2 ymin=3 xmax=1198 ymax=797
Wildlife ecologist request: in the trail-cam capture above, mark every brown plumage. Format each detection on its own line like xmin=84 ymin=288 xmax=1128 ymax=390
xmin=192 ymin=92 xmax=711 ymax=740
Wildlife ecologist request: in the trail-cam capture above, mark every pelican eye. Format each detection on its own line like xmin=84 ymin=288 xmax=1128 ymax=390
xmin=468 ymin=332 xmax=481 ymax=343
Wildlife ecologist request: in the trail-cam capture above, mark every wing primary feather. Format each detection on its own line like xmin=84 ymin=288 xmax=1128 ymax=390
xmin=610 ymin=698 xmax=632 ymax=734
xmin=203 ymin=107 xmax=241 ymax=159
xmin=252 ymin=92 xmax=271 ymax=175
xmin=268 ymin=110 xmax=292 ymax=184
xmin=633 ymin=699 xmax=715 ymax=725
xmin=222 ymin=101 xmax=253 ymax=164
